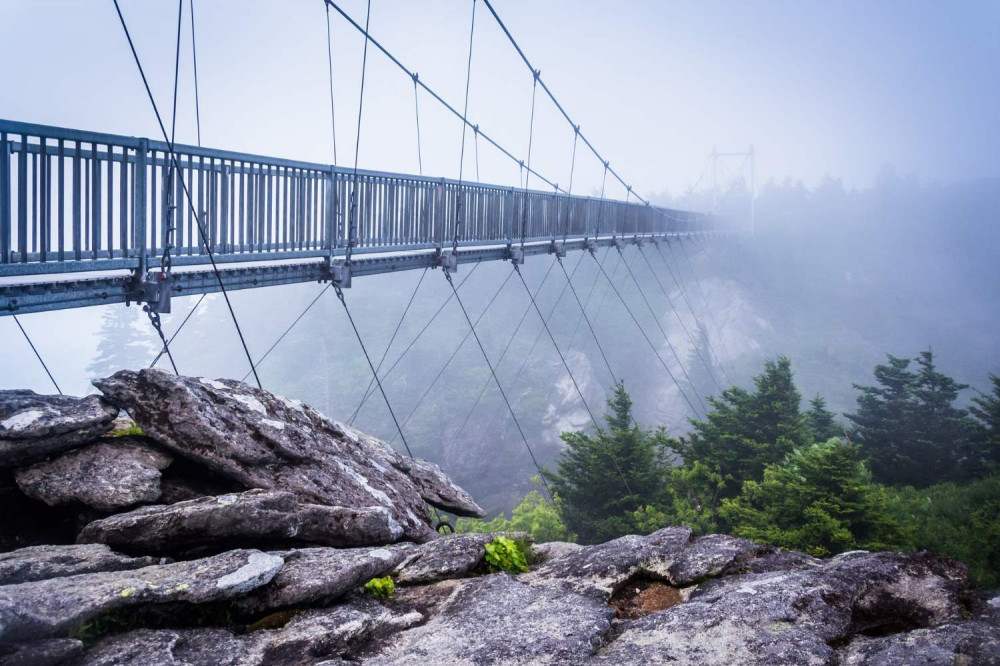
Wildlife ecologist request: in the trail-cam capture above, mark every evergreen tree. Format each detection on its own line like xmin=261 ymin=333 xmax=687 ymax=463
xmin=847 ymin=351 xmax=972 ymax=487
xmin=969 ymin=374 xmax=1000 ymax=472
xmin=544 ymin=382 xmax=670 ymax=544
xmin=685 ymin=323 xmax=721 ymax=405
xmin=720 ymin=438 xmax=902 ymax=556
xmin=670 ymin=356 xmax=811 ymax=497
xmin=807 ymin=394 xmax=842 ymax=441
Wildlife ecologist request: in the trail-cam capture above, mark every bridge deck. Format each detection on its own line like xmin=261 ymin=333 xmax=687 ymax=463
xmin=0 ymin=119 xmax=719 ymax=315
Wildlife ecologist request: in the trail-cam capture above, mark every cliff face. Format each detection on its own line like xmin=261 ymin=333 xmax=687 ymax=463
xmin=1 ymin=371 xmax=997 ymax=665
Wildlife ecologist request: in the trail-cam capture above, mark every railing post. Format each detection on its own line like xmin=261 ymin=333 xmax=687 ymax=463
xmin=0 ymin=133 xmax=9 ymax=264
xmin=134 ymin=138 xmax=148 ymax=274
xmin=325 ymin=166 xmax=336 ymax=254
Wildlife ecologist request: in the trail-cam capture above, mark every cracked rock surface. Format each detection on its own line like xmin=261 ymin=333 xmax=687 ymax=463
xmin=0 ymin=391 xmax=118 ymax=469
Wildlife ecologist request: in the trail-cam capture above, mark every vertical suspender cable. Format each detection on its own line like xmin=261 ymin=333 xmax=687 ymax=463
xmin=563 ymin=127 xmax=579 ymax=242
xmin=345 ymin=0 xmax=372 ymax=266
xmin=189 ymin=0 xmax=202 ymax=147
xmin=112 ymin=0 xmax=262 ymax=388
xmin=412 ymin=74 xmax=423 ymax=175
xmin=13 ymin=315 xmax=62 ymax=395
xmin=325 ymin=2 xmax=339 ymax=165
xmin=519 ymin=72 xmax=538 ymax=250
xmin=452 ymin=0 xmax=477 ymax=255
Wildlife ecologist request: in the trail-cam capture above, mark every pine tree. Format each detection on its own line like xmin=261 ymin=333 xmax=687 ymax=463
xmin=671 ymin=356 xmax=811 ymax=497
xmin=968 ymin=374 xmax=1000 ymax=473
xmin=847 ymin=351 xmax=972 ymax=487
xmin=720 ymin=438 xmax=902 ymax=556
xmin=544 ymin=382 xmax=670 ymax=544
xmin=807 ymin=394 xmax=842 ymax=441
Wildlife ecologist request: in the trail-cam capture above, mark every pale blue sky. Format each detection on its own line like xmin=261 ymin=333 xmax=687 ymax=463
xmin=2 ymin=0 xmax=997 ymax=199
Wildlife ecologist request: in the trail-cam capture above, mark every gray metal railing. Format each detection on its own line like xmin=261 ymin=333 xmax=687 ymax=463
xmin=0 ymin=119 xmax=710 ymax=277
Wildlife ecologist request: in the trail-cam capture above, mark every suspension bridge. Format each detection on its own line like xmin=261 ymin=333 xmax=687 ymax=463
xmin=2 ymin=0 xmax=746 ymax=500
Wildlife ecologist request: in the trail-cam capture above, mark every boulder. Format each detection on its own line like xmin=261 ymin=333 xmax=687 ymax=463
xmin=0 ymin=391 xmax=118 ymax=468
xmin=593 ymin=550 xmax=969 ymax=665
xmin=235 ymin=546 xmax=406 ymax=615
xmin=14 ymin=437 xmax=172 ymax=512
xmin=0 ymin=544 xmax=158 ymax=585
xmin=365 ymin=574 xmax=615 ymax=664
xmin=392 ymin=532 xmax=531 ymax=585
xmin=838 ymin=619 xmax=1000 ymax=665
xmin=77 ymin=489 xmax=405 ymax=555
xmin=0 ymin=549 xmax=284 ymax=642
xmin=93 ymin=371 xmax=483 ymax=541
xmin=0 ymin=638 xmax=83 ymax=666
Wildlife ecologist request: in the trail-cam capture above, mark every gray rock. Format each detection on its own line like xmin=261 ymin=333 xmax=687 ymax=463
xmin=77 ymin=489 xmax=405 ymax=555
xmin=531 ymin=540 xmax=583 ymax=565
xmin=0 ymin=391 xmax=118 ymax=469
xmin=523 ymin=526 xmax=694 ymax=600
xmin=93 ymin=370 xmax=482 ymax=541
xmin=594 ymin=550 xmax=968 ymax=666
xmin=665 ymin=533 xmax=779 ymax=585
xmin=14 ymin=438 xmax=172 ymax=512
xmin=837 ymin=619 xmax=1000 ymax=665
xmin=75 ymin=600 xmax=422 ymax=666
xmin=0 ymin=638 xmax=83 ymax=666
xmin=0 ymin=544 xmax=157 ymax=585
xmin=235 ymin=546 xmax=405 ymax=615
xmin=392 ymin=532 xmax=531 ymax=585
xmin=0 ymin=549 xmax=283 ymax=642
xmin=366 ymin=574 xmax=615 ymax=664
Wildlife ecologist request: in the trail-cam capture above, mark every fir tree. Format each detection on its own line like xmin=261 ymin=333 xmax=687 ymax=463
xmin=968 ymin=374 xmax=1000 ymax=472
xmin=670 ymin=356 xmax=811 ymax=497
xmin=807 ymin=394 xmax=842 ymax=441
xmin=544 ymin=382 xmax=670 ymax=544
xmin=720 ymin=438 xmax=902 ymax=556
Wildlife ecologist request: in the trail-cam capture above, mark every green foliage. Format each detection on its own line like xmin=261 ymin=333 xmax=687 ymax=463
xmin=846 ymin=350 xmax=974 ymax=486
xmin=669 ymin=357 xmax=812 ymax=499
xmin=720 ymin=439 xmax=903 ymax=556
xmin=483 ymin=536 xmax=529 ymax=574
xmin=807 ymin=394 xmax=842 ymax=441
xmin=886 ymin=475 xmax=1000 ymax=587
xmin=363 ymin=576 xmax=395 ymax=599
xmin=112 ymin=423 xmax=145 ymax=437
xmin=544 ymin=382 xmax=672 ymax=544
xmin=456 ymin=477 xmax=575 ymax=543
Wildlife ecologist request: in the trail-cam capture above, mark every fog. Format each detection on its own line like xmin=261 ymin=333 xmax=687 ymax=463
xmin=2 ymin=1 xmax=998 ymax=513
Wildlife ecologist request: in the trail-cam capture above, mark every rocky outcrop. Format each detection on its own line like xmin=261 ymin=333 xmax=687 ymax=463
xmin=392 ymin=532 xmax=531 ymax=584
xmin=0 ymin=391 xmax=118 ymax=468
xmin=93 ymin=370 xmax=483 ymax=542
xmin=0 ymin=549 xmax=283 ymax=642
xmin=14 ymin=438 xmax=172 ymax=512
xmin=0 ymin=545 xmax=157 ymax=585
xmin=77 ymin=489 xmax=405 ymax=555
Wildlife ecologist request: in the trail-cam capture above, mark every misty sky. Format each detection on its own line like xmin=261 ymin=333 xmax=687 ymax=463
xmin=2 ymin=0 xmax=998 ymax=200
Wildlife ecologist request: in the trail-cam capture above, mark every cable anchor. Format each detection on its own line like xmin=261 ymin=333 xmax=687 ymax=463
xmin=505 ymin=243 xmax=525 ymax=265
xmin=549 ymin=239 xmax=566 ymax=258
xmin=435 ymin=247 xmax=459 ymax=274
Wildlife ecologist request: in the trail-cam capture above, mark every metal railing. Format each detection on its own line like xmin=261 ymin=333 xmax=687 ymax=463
xmin=0 ymin=119 xmax=711 ymax=277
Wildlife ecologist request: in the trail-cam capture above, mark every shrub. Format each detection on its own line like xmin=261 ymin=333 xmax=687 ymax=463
xmin=363 ymin=576 xmax=395 ymax=599
xmin=483 ymin=536 xmax=529 ymax=574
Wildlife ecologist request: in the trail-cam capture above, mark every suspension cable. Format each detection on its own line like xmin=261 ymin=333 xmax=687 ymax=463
xmin=189 ymin=0 xmax=202 ymax=147
xmin=444 ymin=269 xmax=552 ymax=499
xmin=520 ymin=71 xmax=539 ymax=250
xmin=322 ymin=0 xmax=562 ymax=193
xmin=344 ymin=0 xmax=372 ymax=266
xmin=150 ymin=293 xmax=206 ymax=369
xmin=616 ymin=247 xmax=708 ymax=415
xmin=389 ymin=266 xmax=515 ymax=444
xmin=590 ymin=249 xmax=702 ymax=417
xmin=13 ymin=315 xmax=62 ymax=395
xmin=350 ymin=267 xmax=429 ymax=429
xmin=678 ymin=237 xmax=735 ymax=377
xmin=349 ymin=261 xmax=481 ymax=425
xmin=557 ymin=255 xmax=616 ymax=384
xmin=239 ymin=284 xmax=332 ymax=382
xmin=563 ymin=127 xmax=579 ymax=242
xmin=450 ymin=254 xmax=559 ymax=442
xmin=412 ymin=74 xmax=423 ymax=175
xmin=113 ymin=0 xmax=261 ymax=388
xmin=637 ymin=246 xmax=723 ymax=392
xmin=451 ymin=0 xmax=477 ymax=255
xmin=332 ymin=284 xmax=414 ymax=459
xmin=324 ymin=1 xmax=338 ymax=165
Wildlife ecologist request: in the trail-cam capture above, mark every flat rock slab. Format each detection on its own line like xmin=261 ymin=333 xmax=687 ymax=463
xmin=0 ymin=549 xmax=283 ymax=643
xmin=14 ymin=437 xmax=172 ymax=512
xmin=0 ymin=544 xmax=158 ymax=585
xmin=0 ymin=638 xmax=84 ymax=666
xmin=236 ymin=546 xmax=406 ymax=615
xmin=77 ymin=489 xmax=404 ymax=555
xmin=523 ymin=526 xmax=694 ymax=600
xmin=593 ymin=550 xmax=968 ymax=666
xmin=94 ymin=371 xmax=482 ymax=542
xmin=366 ymin=574 xmax=615 ymax=664
xmin=0 ymin=391 xmax=118 ymax=469
xmin=392 ymin=532 xmax=531 ymax=585
xmin=76 ymin=600 xmax=422 ymax=666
